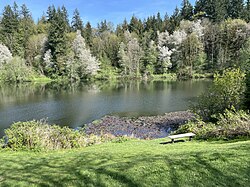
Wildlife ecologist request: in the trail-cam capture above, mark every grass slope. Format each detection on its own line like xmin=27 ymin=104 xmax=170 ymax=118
xmin=0 ymin=139 xmax=249 ymax=187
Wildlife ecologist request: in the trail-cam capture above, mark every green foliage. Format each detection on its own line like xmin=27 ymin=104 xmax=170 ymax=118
xmin=192 ymin=69 xmax=246 ymax=121
xmin=4 ymin=120 xmax=88 ymax=150
xmin=0 ymin=57 xmax=35 ymax=83
xmin=71 ymin=9 xmax=83 ymax=32
xmin=0 ymin=3 xmax=23 ymax=57
xmin=46 ymin=6 xmax=69 ymax=76
xmin=3 ymin=120 xmax=120 ymax=151
xmin=228 ymin=0 xmax=244 ymax=19
xmin=239 ymin=38 xmax=250 ymax=72
xmin=95 ymin=58 xmax=118 ymax=81
xmin=175 ymin=109 xmax=250 ymax=139
xmin=1 ymin=2 xmax=250 ymax=82
xmin=180 ymin=0 xmax=193 ymax=20
xmin=2 ymin=120 xmax=135 ymax=151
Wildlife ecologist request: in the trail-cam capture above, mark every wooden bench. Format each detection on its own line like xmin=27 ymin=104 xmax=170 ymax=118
xmin=168 ymin=133 xmax=196 ymax=143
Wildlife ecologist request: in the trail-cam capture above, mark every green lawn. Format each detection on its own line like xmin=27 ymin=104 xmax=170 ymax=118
xmin=0 ymin=139 xmax=249 ymax=187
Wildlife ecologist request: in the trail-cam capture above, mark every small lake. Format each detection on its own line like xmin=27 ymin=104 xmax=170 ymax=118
xmin=0 ymin=80 xmax=211 ymax=137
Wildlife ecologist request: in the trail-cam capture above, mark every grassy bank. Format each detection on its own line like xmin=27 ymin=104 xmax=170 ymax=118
xmin=0 ymin=139 xmax=249 ymax=186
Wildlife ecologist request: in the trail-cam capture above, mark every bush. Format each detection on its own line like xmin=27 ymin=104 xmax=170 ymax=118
xmin=3 ymin=120 xmax=88 ymax=150
xmin=175 ymin=109 xmax=250 ymax=140
xmin=2 ymin=120 xmax=135 ymax=151
xmin=0 ymin=57 xmax=36 ymax=83
xmin=192 ymin=69 xmax=246 ymax=121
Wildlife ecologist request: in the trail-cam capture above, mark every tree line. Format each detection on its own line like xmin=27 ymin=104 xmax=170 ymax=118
xmin=0 ymin=0 xmax=250 ymax=82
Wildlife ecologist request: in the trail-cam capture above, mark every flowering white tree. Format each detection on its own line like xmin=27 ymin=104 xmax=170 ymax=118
xmin=157 ymin=30 xmax=187 ymax=73
xmin=118 ymin=31 xmax=142 ymax=76
xmin=157 ymin=20 xmax=205 ymax=76
xmin=0 ymin=44 xmax=12 ymax=67
xmin=168 ymin=30 xmax=188 ymax=46
xmin=43 ymin=49 xmax=55 ymax=76
xmin=179 ymin=20 xmax=204 ymax=38
xmin=158 ymin=46 xmax=173 ymax=73
xmin=72 ymin=30 xmax=99 ymax=78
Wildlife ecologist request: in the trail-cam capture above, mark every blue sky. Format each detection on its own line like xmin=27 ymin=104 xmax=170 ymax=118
xmin=0 ymin=0 xmax=195 ymax=27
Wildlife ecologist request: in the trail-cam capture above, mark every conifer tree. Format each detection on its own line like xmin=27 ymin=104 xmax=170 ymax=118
xmin=180 ymin=0 xmax=193 ymax=20
xmin=245 ymin=0 xmax=250 ymax=22
xmin=71 ymin=9 xmax=83 ymax=32
xmin=0 ymin=3 xmax=22 ymax=56
xmin=194 ymin=0 xmax=229 ymax=21
xmin=20 ymin=4 xmax=35 ymax=59
xmin=83 ymin=22 xmax=93 ymax=47
xmin=129 ymin=16 xmax=144 ymax=36
xmin=228 ymin=0 xmax=244 ymax=19
xmin=46 ymin=7 xmax=68 ymax=76
xmin=61 ymin=5 xmax=70 ymax=32
xmin=169 ymin=7 xmax=181 ymax=33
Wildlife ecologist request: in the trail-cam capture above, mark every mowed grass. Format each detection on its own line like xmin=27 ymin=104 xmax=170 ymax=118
xmin=0 ymin=139 xmax=249 ymax=187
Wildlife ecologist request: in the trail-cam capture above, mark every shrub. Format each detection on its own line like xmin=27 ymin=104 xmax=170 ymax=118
xmin=0 ymin=57 xmax=36 ymax=83
xmin=216 ymin=109 xmax=250 ymax=138
xmin=175 ymin=109 xmax=250 ymax=140
xmin=2 ymin=120 xmax=134 ymax=151
xmin=192 ymin=69 xmax=246 ymax=121
xmin=3 ymin=120 xmax=88 ymax=150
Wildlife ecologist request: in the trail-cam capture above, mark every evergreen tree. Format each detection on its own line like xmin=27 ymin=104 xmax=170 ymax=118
xmin=97 ymin=20 xmax=113 ymax=33
xmin=180 ymin=0 xmax=193 ymax=20
xmin=122 ymin=19 xmax=129 ymax=32
xmin=61 ymin=5 xmax=70 ymax=32
xmin=169 ymin=7 xmax=181 ymax=33
xmin=36 ymin=14 xmax=49 ymax=34
xmin=194 ymin=0 xmax=229 ymax=21
xmin=213 ymin=0 xmax=229 ymax=22
xmin=194 ymin=0 xmax=206 ymax=15
xmin=163 ymin=13 xmax=171 ymax=33
xmin=141 ymin=40 xmax=158 ymax=75
xmin=46 ymin=7 xmax=68 ymax=76
xmin=83 ymin=22 xmax=93 ymax=47
xmin=0 ymin=3 xmax=25 ymax=56
xmin=156 ymin=12 xmax=163 ymax=31
xmin=245 ymin=0 xmax=250 ymax=22
xmin=20 ymin=4 xmax=35 ymax=60
xmin=129 ymin=16 xmax=144 ymax=36
xmin=228 ymin=0 xmax=244 ymax=19
xmin=46 ymin=5 xmax=56 ymax=22
xmin=71 ymin=9 xmax=83 ymax=32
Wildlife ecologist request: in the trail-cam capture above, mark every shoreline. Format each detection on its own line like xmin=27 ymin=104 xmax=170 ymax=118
xmin=85 ymin=111 xmax=194 ymax=139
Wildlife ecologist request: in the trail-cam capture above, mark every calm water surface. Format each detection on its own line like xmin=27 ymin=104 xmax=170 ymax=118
xmin=0 ymin=80 xmax=211 ymax=137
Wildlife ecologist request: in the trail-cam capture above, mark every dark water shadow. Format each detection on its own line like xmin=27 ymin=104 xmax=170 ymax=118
xmin=160 ymin=140 xmax=186 ymax=144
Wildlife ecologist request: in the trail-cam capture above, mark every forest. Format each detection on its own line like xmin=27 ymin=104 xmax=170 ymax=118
xmin=0 ymin=0 xmax=250 ymax=82
xmin=0 ymin=2 xmax=250 ymax=186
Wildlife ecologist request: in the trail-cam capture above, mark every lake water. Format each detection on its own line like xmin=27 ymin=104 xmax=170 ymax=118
xmin=0 ymin=80 xmax=211 ymax=137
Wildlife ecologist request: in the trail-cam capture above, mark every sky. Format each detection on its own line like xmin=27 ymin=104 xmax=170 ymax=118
xmin=0 ymin=0 xmax=196 ymax=27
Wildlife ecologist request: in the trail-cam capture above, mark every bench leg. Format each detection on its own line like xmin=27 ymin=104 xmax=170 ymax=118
xmin=171 ymin=139 xmax=174 ymax=143
xmin=189 ymin=136 xmax=192 ymax=141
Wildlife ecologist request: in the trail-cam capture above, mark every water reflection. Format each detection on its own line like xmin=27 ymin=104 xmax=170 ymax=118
xmin=0 ymin=80 xmax=211 ymax=137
